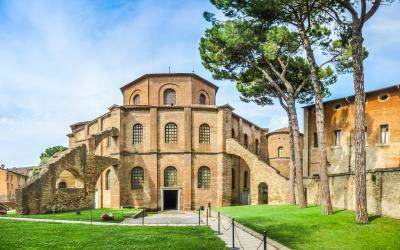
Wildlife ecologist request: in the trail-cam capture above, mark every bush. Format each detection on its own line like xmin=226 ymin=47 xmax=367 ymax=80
xmin=101 ymin=213 xmax=114 ymax=221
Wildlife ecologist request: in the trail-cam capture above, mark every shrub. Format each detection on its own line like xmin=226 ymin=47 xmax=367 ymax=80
xmin=101 ymin=213 xmax=114 ymax=221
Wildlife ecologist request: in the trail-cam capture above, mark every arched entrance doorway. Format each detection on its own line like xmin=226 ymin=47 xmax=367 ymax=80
xmin=258 ymin=182 xmax=268 ymax=204
xmin=95 ymin=166 xmax=120 ymax=208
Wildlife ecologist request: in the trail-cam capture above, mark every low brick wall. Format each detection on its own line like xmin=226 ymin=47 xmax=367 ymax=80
xmin=304 ymin=168 xmax=400 ymax=219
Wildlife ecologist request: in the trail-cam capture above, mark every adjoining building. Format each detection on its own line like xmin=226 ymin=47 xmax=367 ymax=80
xmin=266 ymin=128 xmax=303 ymax=178
xmin=0 ymin=164 xmax=28 ymax=208
xmin=303 ymin=84 xmax=400 ymax=218
xmin=8 ymin=166 xmax=37 ymax=178
xmin=17 ymin=73 xmax=290 ymax=214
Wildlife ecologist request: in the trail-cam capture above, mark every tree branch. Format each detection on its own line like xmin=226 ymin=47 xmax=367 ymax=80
xmin=318 ymin=53 xmax=342 ymax=68
xmin=365 ymin=0 xmax=382 ymax=22
xmin=278 ymin=96 xmax=289 ymax=112
xmin=253 ymin=64 xmax=288 ymax=101
xmin=337 ymin=0 xmax=358 ymax=19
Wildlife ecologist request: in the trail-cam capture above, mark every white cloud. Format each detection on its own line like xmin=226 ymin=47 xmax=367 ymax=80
xmin=1 ymin=0 xmax=399 ymax=166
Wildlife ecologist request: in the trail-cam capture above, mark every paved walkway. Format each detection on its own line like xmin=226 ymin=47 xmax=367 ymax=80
xmin=206 ymin=212 xmax=290 ymax=250
xmin=122 ymin=210 xmax=199 ymax=225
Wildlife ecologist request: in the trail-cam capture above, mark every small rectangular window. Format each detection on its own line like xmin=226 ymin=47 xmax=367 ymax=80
xmin=313 ymin=132 xmax=318 ymax=147
xmin=334 ymin=130 xmax=341 ymax=146
xmin=380 ymin=125 xmax=389 ymax=144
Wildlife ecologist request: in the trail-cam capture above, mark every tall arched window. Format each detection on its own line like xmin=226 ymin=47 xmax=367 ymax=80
xmin=165 ymin=123 xmax=178 ymax=143
xmin=278 ymin=146 xmax=284 ymax=158
xmin=164 ymin=166 xmax=177 ymax=187
xmin=58 ymin=181 xmax=66 ymax=189
xmin=105 ymin=170 xmax=111 ymax=190
xmin=164 ymin=89 xmax=176 ymax=105
xmin=133 ymin=94 xmax=140 ymax=105
xmin=200 ymin=93 xmax=206 ymax=104
xmin=131 ymin=167 xmax=144 ymax=189
xmin=199 ymin=123 xmax=210 ymax=144
xmin=133 ymin=124 xmax=143 ymax=144
xmin=244 ymin=171 xmax=248 ymax=189
xmin=244 ymin=134 xmax=249 ymax=148
xmin=231 ymin=129 xmax=236 ymax=139
xmin=231 ymin=168 xmax=235 ymax=189
xmin=255 ymin=139 xmax=259 ymax=155
xmin=198 ymin=166 xmax=211 ymax=188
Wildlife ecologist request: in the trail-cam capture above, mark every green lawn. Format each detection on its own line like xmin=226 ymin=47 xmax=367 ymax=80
xmin=0 ymin=220 xmax=226 ymax=250
xmin=0 ymin=208 xmax=139 ymax=223
xmin=216 ymin=205 xmax=400 ymax=250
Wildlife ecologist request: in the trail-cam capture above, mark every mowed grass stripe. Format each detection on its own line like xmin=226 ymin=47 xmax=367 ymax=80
xmin=216 ymin=204 xmax=400 ymax=250
xmin=0 ymin=220 xmax=226 ymax=250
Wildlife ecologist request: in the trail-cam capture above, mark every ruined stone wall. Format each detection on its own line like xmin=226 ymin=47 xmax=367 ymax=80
xmin=304 ymin=168 xmax=400 ymax=219
xmin=16 ymin=146 xmax=88 ymax=214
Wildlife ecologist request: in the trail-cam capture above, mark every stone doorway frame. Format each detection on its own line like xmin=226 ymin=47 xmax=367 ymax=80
xmin=160 ymin=187 xmax=181 ymax=211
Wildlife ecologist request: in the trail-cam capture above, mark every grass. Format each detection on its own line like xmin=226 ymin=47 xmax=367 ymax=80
xmin=0 ymin=208 xmax=139 ymax=223
xmin=0 ymin=220 xmax=226 ymax=250
xmin=216 ymin=204 xmax=400 ymax=250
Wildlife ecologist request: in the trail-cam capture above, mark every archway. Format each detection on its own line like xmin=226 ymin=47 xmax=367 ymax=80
xmin=95 ymin=166 xmax=120 ymax=208
xmin=258 ymin=182 xmax=268 ymax=204
xmin=55 ymin=169 xmax=83 ymax=189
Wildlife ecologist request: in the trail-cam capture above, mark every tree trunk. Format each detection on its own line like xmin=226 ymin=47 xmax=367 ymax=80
xmin=287 ymin=99 xmax=306 ymax=208
xmin=288 ymin=114 xmax=296 ymax=205
xmin=299 ymin=27 xmax=333 ymax=215
xmin=352 ymin=25 xmax=368 ymax=224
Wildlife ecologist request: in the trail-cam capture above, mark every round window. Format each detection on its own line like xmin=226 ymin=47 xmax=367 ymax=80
xmin=334 ymin=103 xmax=342 ymax=110
xmin=378 ymin=93 xmax=389 ymax=102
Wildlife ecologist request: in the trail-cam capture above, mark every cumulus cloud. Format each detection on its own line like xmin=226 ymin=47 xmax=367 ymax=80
xmin=0 ymin=0 xmax=398 ymax=166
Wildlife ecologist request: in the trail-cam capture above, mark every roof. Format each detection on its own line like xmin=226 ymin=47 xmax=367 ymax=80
xmin=4 ymin=167 xmax=31 ymax=177
xmin=269 ymin=127 xmax=289 ymax=134
xmin=70 ymin=121 xmax=89 ymax=131
xmin=120 ymin=73 xmax=219 ymax=92
xmin=303 ymin=83 xmax=400 ymax=109
xmin=267 ymin=127 xmax=304 ymax=136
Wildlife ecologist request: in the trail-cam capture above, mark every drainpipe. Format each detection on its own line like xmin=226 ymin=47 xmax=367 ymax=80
xmin=345 ymin=96 xmax=352 ymax=173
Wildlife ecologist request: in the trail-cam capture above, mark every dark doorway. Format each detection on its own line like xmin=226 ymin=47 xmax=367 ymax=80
xmin=163 ymin=190 xmax=178 ymax=210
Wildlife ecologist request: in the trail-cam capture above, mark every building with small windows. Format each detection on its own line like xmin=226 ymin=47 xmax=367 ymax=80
xmin=0 ymin=165 xmax=28 ymax=205
xmin=303 ymin=84 xmax=400 ymax=218
xmin=266 ymin=128 xmax=303 ymax=178
xmin=16 ymin=73 xmax=291 ymax=214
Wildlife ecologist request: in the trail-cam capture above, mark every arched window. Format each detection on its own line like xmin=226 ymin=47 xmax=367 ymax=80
xmin=200 ymin=93 xmax=206 ymax=104
xmin=165 ymin=123 xmax=177 ymax=143
xmin=105 ymin=170 xmax=111 ymax=190
xmin=244 ymin=134 xmax=249 ymax=148
xmin=58 ymin=181 xmax=66 ymax=189
xmin=244 ymin=171 xmax=248 ymax=189
xmin=164 ymin=166 xmax=177 ymax=187
xmin=131 ymin=167 xmax=144 ymax=189
xmin=133 ymin=124 xmax=143 ymax=144
xmin=231 ymin=128 xmax=236 ymax=139
xmin=133 ymin=94 xmax=140 ymax=105
xmin=278 ymin=146 xmax=284 ymax=158
xmin=198 ymin=166 xmax=211 ymax=188
xmin=255 ymin=139 xmax=259 ymax=155
xmin=164 ymin=89 xmax=176 ymax=105
xmin=231 ymin=168 xmax=235 ymax=189
xmin=199 ymin=123 xmax=210 ymax=144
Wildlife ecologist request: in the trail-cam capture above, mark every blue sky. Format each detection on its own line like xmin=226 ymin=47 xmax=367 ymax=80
xmin=0 ymin=0 xmax=399 ymax=167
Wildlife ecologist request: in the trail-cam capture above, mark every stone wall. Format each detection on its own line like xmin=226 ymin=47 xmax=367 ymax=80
xmin=16 ymin=129 xmax=119 ymax=214
xmin=304 ymin=168 xmax=400 ymax=219
xmin=226 ymin=139 xmax=290 ymax=205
